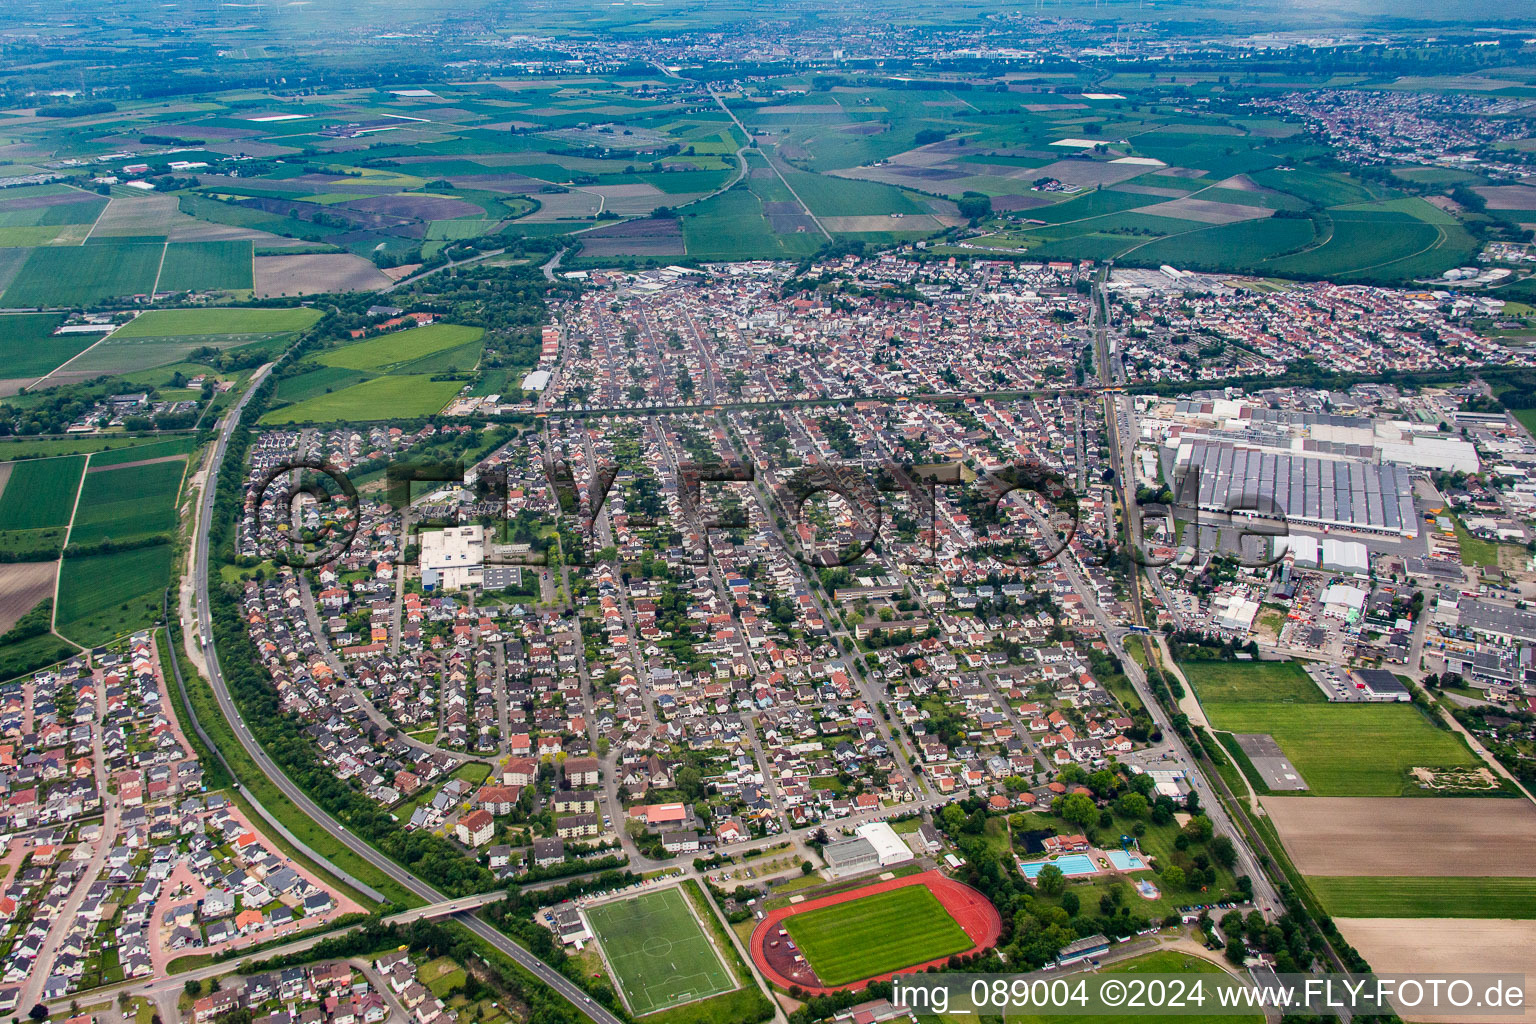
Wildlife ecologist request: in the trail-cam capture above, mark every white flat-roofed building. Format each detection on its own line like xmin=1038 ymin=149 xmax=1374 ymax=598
xmin=419 ymin=524 xmax=485 ymax=590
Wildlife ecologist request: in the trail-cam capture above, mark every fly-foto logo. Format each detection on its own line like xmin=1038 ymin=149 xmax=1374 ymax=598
xmin=246 ymin=453 xmax=1291 ymax=572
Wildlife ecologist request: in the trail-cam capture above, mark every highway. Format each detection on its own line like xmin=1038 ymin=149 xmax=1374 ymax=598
xmin=187 ymin=361 xmax=622 ymax=1024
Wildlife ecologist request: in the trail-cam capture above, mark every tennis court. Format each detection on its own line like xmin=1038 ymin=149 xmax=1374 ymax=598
xmin=585 ymin=886 xmax=734 ymax=1015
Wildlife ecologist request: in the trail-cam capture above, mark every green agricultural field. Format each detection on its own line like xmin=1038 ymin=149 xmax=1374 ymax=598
xmin=2 ymin=242 xmax=165 ymax=306
xmin=586 ymin=886 xmax=734 ymax=1015
xmin=1309 ymin=876 xmax=1536 ymax=919
xmin=0 ymin=435 xmax=187 ymax=462
xmin=259 ymin=374 xmax=462 ymax=423
xmin=110 ymin=306 xmax=321 ymax=338
xmin=86 ymin=435 xmax=198 ymax=467
xmin=157 ymin=241 xmax=254 ymax=292
xmin=69 ymin=459 xmax=184 ymax=547
xmin=1181 ymin=659 xmax=1323 ymax=704
xmin=0 ymin=455 xmax=85 ymax=531
xmin=1202 ymin=701 xmax=1478 ymax=797
xmin=318 ymin=323 xmax=483 ymax=371
xmin=0 ymin=313 xmax=93 ymax=380
xmin=273 ymin=365 xmax=373 ymax=405
xmin=55 ymin=542 xmax=174 ymax=645
xmin=781 ymin=884 xmax=971 ymax=987
xmin=680 ymin=187 xmax=822 ymax=260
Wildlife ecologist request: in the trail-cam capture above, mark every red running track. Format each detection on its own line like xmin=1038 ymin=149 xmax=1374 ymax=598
xmin=749 ymin=869 xmax=1002 ymax=995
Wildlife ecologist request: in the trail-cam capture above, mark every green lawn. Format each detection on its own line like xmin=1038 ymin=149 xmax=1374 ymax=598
xmin=110 ymin=306 xmax=321 ymax=338
xmin=0 ymin=455 xmax=85 ymax=530
xmin=69 ymin=459 xmax=184 ymax=546
xmin=782 ymin=884 xmax=972 ymax=987
xmin=587 ymin=886 xmax=735 ymax=1015
xmin=1201 ymin=701 xmax=1478 ymax=797
xmin=55 ymin=543 xmax=174 ymax=645
xmin=1309 ymin=876 xmax=1536 ymax=919
xmin=1180 ymin=659 xmax=1323 ymax=704
xmin=259 ymin=374 xmax=463 ymax=423
xmin=318 ymin=323 xmax=483 ymax=372
xmin=157 ymin=241 xmax=254 ymax=292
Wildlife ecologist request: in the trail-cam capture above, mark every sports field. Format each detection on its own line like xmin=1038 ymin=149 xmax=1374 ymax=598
xmin=318 ymin=323 xmax=483 ymax=371
xmin=781 ymin=884 xmax=972 ymax=987
xmin=1310 ymin=876 xmax=1536 ymax=919
xmin=0 ymin=456 xmax=85 ymax=531
xmin=585 ymin=887 xmax=734 ymax=1015
xmin=260 ymin=374 xmax=462 ymax=423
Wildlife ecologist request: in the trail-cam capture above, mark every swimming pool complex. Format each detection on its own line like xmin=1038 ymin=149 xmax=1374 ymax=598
xmin=1020 ymin=849 xmax=1149 ymax=879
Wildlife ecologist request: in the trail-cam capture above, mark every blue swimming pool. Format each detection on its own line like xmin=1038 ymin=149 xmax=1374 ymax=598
xmin=1107 ymin=850 xmax=1146 ymax=870
xmin=1022 ymin=854 xmax=1096 ymax=878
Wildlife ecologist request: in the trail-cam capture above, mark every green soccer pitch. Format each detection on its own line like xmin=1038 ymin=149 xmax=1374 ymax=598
xmin=586 ymin=887 xmax=735 ymax=1015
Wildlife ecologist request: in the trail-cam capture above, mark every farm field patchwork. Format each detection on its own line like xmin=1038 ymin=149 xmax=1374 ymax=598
xmin=780 ymin=884 xmax=972 ymax=987
xmin=585 ymin=886 xmax=734 ymax=1015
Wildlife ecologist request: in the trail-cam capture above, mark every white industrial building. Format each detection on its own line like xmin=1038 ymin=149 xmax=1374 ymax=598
xmin=1279 ymin=535 xmax=1369 ymax=574
xmin=521 ymin=369 xmax=552 ymax=392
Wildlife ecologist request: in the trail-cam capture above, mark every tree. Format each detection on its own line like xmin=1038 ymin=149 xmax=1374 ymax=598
xmin=29 ymin=1007 xmax=47 ymax=1023
xmin=1060 ymin=891 xmax=1080 ymax=916
xmin=1035 ymin=863 xmax=1066 ymax=896
xmin=184 ymin=980 xmax=203 ymax=997
xmin=800 ymin=860 xmax=814 ymax=875
xmin=1059 ymin=792 xmax=1097 ymax=830
xmin=1114 ymin=792 xmax=1149 ymax=820
xmin=1183 ymin=815 xmax=1214 ymax=843
xmin=941 ymin=803 xmax=965 ymax=831
xmin=1162 ymin=864 xmax=1186 ymax=891
xmin=1210 ymin=835 xmax=1237 ymax=869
